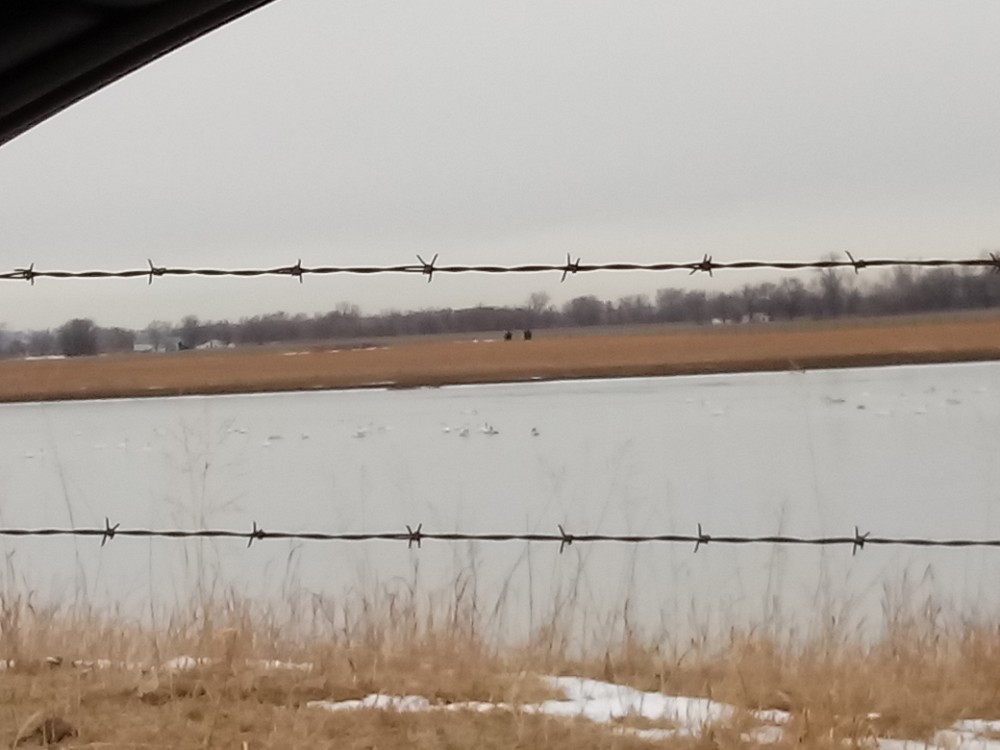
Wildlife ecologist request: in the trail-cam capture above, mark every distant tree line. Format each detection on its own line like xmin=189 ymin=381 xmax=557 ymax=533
xmin=1 ymin=318 xmax=136 ymax=358
xmin=3 ymin=264 xmax=999 ymax=357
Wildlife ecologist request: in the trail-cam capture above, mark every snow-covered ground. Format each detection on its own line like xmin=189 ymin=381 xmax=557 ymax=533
xmin=309 ymin=675 xmax=1000 ymax=749
xmin=1 ymin=362 xmax=999 ymax=641
xmin=309 ymin=675 xmax=788 ymax=743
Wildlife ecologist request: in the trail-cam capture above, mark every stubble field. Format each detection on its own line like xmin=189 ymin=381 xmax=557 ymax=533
xmin=2 ymin=312 xmax=1000 ymax=402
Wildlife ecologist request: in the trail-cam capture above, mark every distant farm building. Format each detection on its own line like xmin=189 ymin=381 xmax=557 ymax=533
xmin=132 ymin=335 xmax=182 ymax=353
xmin=196 ymin=339 xmax=234 ymax=350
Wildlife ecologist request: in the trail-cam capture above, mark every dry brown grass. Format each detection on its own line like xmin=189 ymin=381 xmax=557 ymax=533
xmin=583 ymin=622 xmax=1000 ymax=745
xmin=0 ymin=599 xmax=646 ymax=750
xmin=2 ymin=313 xmax=1000 ymax=402
xmin=4 ymin=592 xmax=1000 ymax=748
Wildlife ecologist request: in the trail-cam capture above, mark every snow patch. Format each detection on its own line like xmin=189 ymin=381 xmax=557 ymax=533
xmin=307 ymin=675 xmax=789 ymax=742
xmin=306 ymin=675 xmax=1000 ymax=748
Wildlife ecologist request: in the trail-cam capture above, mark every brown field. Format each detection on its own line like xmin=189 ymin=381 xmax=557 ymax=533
xmin=2 ymin=313 xmax=1000 ymax=402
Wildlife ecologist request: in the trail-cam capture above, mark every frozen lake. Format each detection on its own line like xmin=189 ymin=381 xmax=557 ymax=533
xmin=2 ymin=361 xmax=998 ymax=646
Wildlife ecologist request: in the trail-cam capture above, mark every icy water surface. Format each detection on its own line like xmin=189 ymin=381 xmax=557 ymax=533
xmin=1 ymin=362 xmax=998 ymax=643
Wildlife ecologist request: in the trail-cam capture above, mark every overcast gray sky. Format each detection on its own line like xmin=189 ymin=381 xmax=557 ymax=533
xmin=1 ymin=1 xmax=998 ymax=330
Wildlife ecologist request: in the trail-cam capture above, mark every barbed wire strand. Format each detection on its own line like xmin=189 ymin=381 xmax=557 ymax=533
xmin=4 ymin=521 xmax=1000 ymax=555
xmin=2 ymin=252 xmax=999 ymax=285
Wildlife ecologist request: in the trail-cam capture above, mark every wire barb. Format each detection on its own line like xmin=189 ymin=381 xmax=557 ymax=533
xmin=845 ymin=251 xmax=867 ymax=274
xmin=146 ymin=258 xmax=165 ymax=285
xmin=285 ymin=259 xmax=305 ymax=284
xmin=406 ymin=523 xmax=423 ymax=549
xmin=558 ymin=524 xmax=574 ymax=553
xmin=247 ymin=521 xmax=266 ymax=548
xmin=852 ymin=526 xmax=870 ymax=556
xmin=101 ymin=517 xmax=119 ymax=547
xmin=416 ymin=254 xmax=438 ymax=283
xmin=690 ymin=254 xmax=714 ymax=277
xmin=15 ymin=262 xmax=36 ymax=285
xmin=560 ymin=254 xmax=582 ymax=282
xmin=694 ymin=522 xmax=710 ymax=552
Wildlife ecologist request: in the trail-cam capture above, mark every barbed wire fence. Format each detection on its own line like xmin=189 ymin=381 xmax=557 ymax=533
xmin=3 ymin=253 xmax=999 ymax=558
xmin=4 ymin=521 xmax=1000 ymax=555
xmin=1 ymin=252 xmax=998 ymax=285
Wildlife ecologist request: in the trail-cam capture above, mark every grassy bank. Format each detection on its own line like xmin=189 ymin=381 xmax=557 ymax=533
xmin=2 ymin=312 xmax=1000 ymax=402
xmin=3 ymin=593 xmax=999 ymax=748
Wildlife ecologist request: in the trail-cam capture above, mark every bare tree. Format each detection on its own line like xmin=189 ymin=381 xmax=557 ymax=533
xmin=527 ymin=291 xmax=551 ymax=314
xmin=57 ymin=318 xmax=98 ymax=357
xmin=144 ymin=320 xmax=172 ymax=351
xmin=562 ymin=295 xmax=605 ymax=327
xmin=179 ymin=315 xmax=201 ymax=349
